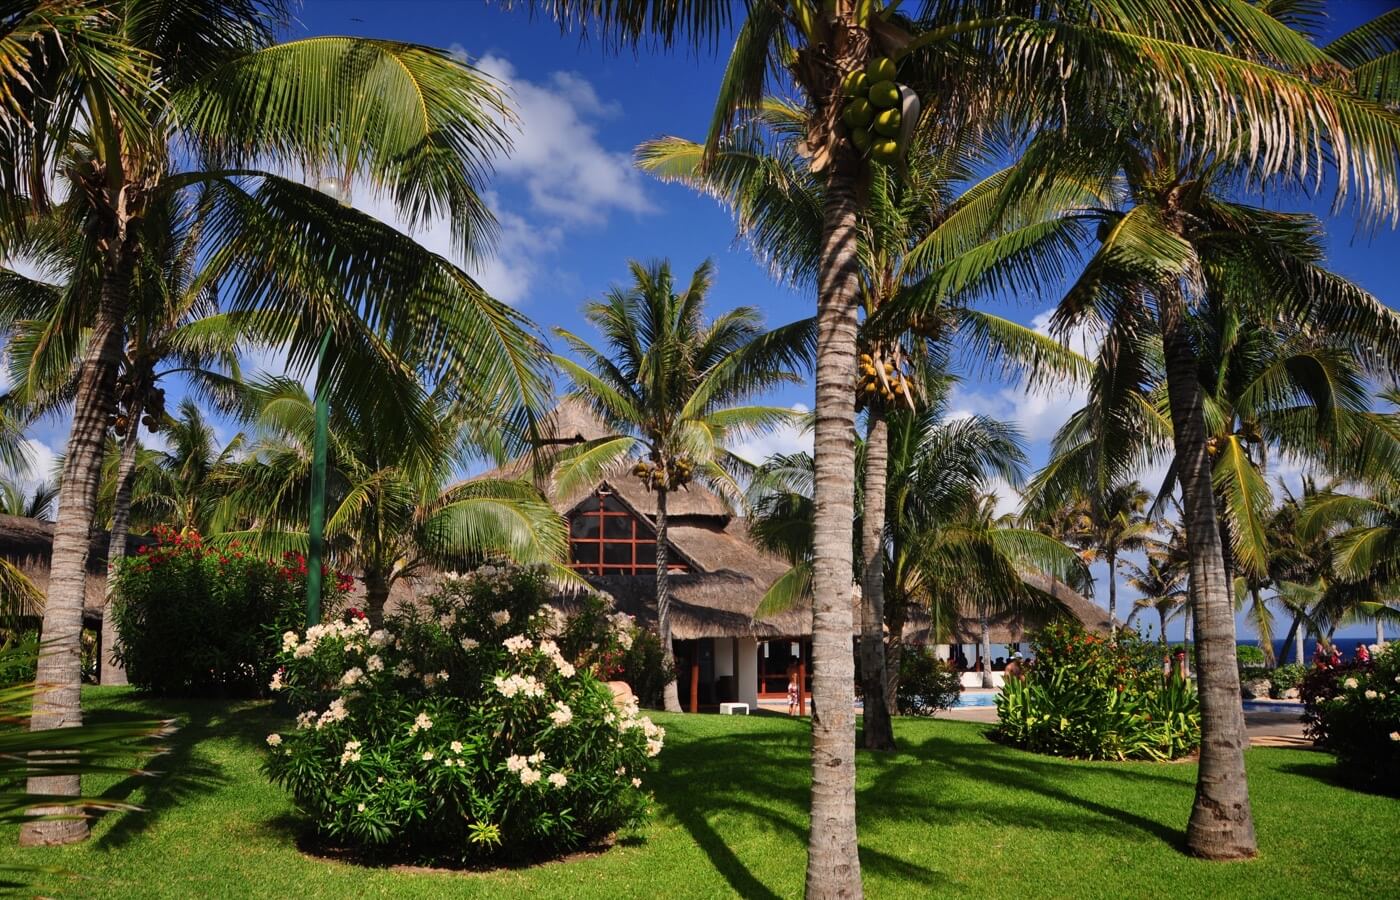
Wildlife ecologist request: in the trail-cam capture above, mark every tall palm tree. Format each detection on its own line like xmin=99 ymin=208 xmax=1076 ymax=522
xmin=1 ymin=2 xmax=550 ymax=844
xmin=215 ymin=377 xmax=568 ymax=625
xmin=640 ymin=102 xmax=1092 ymax=749
xmin=1125 ymin=532 xmax=1188 ymax=645
xmin=1036 ymin=482 xmax=1154 ymax=633
xmin=551 ymin=259 xmax=802 ymax=711
xmin=516 ymin=0 xmax=1400 ymax=880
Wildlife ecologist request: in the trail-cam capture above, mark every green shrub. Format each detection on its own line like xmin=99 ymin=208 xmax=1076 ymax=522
xmin=111 ymin=526 xmax=349 ymax=697
xmin=1236 ymin=644 xmax=1267 ymax=673
xmin=895 ymin=649 xmax=961 ymax=716
xmin=1300 ymin=644 xmax=1399 ymax=794
xmin=1269 ymin=663 xmax=1307 ymax=697
xmin=554 ymin=593 xmax=672 ymax=709
xmin=0 ymin=630 xmax=37 ymax=686
xmin=995 ymin=620 xmax=1200 ymax=761
xmin=264 ymin=565 xmax=659 ymax=866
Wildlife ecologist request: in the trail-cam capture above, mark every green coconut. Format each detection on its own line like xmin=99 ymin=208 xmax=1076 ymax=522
xmin=842 ymin=98 xmax=874 ymax=129
xmin=842 ymin=70 xmax=870 ymax=97
xmin=866 ymin=56 xmax=896 ymax=84
xmin=868 ymin=80 xmax=900 ymax=109
xmin=871 ymin=139 xmax=900 ymax=164
xmin=873 ymin=108 xmax=902 ymax=137
xmin=851 ymin=127 xmax=874 ymax=152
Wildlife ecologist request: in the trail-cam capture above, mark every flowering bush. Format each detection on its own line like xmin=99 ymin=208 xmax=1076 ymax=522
xmin=995 ymin=621 xmax=1200 ymax=761
xmin=1300 ymin=643 xmax=1399 ymax=794
xmin=111 ymin=526 xmax=351 ymax=697
xmin=895 ymin=649 xmax=962 ymax=716
xmin=554 ymin=593 xmax=672 ymax=708
xmin=264 ymin=565 xmax=661 ymax=865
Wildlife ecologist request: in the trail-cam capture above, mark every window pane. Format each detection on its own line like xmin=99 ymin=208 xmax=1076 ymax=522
xmin=571 ymin=542 xmax=600 ymax=565
xmin=575 ymin=496 xmax=600 ymax=513
xmin=571 ymin=514 xmax=600 ymax=538
xmin=603 ymin=515 xmax=633 ymax=539
xmin=603 ymin=542 xmax=633 ymax=566
xmin=636 ymin=542 xmax=656 ymax=566
xmin=600 ymin=494 xmax=627 ymax=513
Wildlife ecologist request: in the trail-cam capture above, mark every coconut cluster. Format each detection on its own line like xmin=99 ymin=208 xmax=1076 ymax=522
xmin=107 ymin=349 xmax=165 ymax=440
xmin=857 ymin=348 xmax=915 ymax=411
xmin=841 ymin=56 xmax=909 ymax=165
xmin=631 ymin=455 xmax=695 ymax=491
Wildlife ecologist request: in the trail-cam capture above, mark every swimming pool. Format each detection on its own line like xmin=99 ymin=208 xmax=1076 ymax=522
xmin=952 ymin=692 xmax=998 ymax=708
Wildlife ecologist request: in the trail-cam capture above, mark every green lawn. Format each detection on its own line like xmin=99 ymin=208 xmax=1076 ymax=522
xmin=1 ymin=688 xmax=1395 ymax=898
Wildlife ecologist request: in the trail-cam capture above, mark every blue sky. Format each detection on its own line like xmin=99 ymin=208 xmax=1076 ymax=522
xmin=8 ymin=1 xmax=1398 ymax=641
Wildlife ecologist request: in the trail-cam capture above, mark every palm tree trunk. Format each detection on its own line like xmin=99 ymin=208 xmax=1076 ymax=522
xmin=979 ymin=614 xmax=993 ymax=689
xmin=100 ymin=397 xmax=143 ymax=687
xmin=655 ymin=485 xmax=681 ymax=713
xmin=1278 ymin=613 xmax=1301 ymax=665
xmin=1107 ymin=550 xmax=1118 ymax=635
xmin=805 ymin=79 xmax=867 ymax=899
xmin=21 ymin=260 xmax=131 ymax=847
xmin=1161 ymin=295 xmax=1257 ymax=860
xmin=1251 ymin=586 xmax=1275 ymax=667
xmin=1159 ymin=608 xmax=1168 ymax=646
xmin=364 ymin=568 xmax=391 ymax=627
xmin=882 ymin=592 xmax=906 ymax=714
xmin=859 ymin=414 xmax=894 ymax=751
xmin=1377 ymin=616 xmax=1386 ymax=646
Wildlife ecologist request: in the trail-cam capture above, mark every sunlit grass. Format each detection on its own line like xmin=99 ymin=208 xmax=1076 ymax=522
xmin=0 ymin=687 xmax=1393 ymax=898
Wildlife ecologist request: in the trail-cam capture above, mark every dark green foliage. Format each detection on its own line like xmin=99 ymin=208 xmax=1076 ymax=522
xmin=894 ymin=648 xmax=961 ymax=716
xmin=1236 ymin=644 xmax=1267 ymax=673
xmin=1269 ymin=663 xmax=1307 ymax=697
xmin=555 ymin=593 xmax=673 ymax=709
xmin=1300 ymin=644 xmax=1399 ymax=794
xmin=996 ymin=620 xmax=1200 ymax=761
xmin=111 ymin=527 xmax=347 ymax=697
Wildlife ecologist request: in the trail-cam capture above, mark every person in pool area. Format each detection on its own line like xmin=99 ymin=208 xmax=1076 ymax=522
xmin=786 ymin=663 xmax=801 ymax=716
xmin=1004 ymin=652 xmax=1024 ymax=681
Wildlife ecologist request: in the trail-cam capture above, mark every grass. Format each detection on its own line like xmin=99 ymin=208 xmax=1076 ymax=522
xmin=0 ymin=688 xmax=1395 ymax=898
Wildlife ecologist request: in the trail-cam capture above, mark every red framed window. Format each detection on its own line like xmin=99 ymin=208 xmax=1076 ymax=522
xmin=568 ymin=491 xmax=688 ymax=576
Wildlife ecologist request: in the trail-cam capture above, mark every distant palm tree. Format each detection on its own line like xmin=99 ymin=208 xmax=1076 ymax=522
xmin=1040 ymin=482 xmax=1155 ymax=634
xmin=1126 ymin=539 xmax=1188 ymax=645
xmin=0 ymin=477 xmax=57 ymax=521
xmin=552 ymin=259 xmax=804 ymax=711
xmin=216 ymin=378 xmax=567 ymax=625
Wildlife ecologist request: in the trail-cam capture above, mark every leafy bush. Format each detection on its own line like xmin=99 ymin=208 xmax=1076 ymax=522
xmin=1300 ymin=644 xmax=1399 ymax=794
xmin=995 ymin=620 xmax=1200 ymax=761
xmin=264 ymin=565 xmax=661 ymax=866
xmin=0 ymin=630 xmax=38 ymax=686
xmin=895 ymin=649 xmax=962 ymax=715
xmin=1235 ymin=644 xmax=1267 ymax=672
xmin=554 ymin=593 xmax=672 ymax=709
xmin=111 ymin=526 xmax=350 ymax=697
xmin=1269 ymin=663 xmax=1307 ymax=698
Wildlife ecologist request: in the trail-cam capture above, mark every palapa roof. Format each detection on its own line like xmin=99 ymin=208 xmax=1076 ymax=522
xmin=0 ymin=514 xmax=153 ymax=615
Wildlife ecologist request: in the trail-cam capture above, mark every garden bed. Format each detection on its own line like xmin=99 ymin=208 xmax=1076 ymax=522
xmin=2 ymin=688 xmax=1396 ymax=898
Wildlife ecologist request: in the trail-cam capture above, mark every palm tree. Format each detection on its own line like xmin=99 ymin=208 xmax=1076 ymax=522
xmin=1 ymin=3 xmax=550 ymax=844
xmin=1125 ymin=535 xmax=1188 ymax=645
xmin=1037 ymin=482 xmax=1154 ymax=634
xmin=516 ymin=0 xmax=1400 ymax=879
xmin=551 ymin=259 xmax=802 ymax=711
xmin=0 ymin=476 xmax=56 ymax=521
xmin=215 ymin=378 xmax=568 ymax=626
xmin=640 ymin=102 xmax=1092 ymax=750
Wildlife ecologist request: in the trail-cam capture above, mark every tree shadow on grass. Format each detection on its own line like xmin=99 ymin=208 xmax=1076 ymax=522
xmin=87 ymin=698 xmax=277 ymax=851
xmin=651 ymin=724 xmax=945 ymax=899
xmin=1276 ymin=759 xmax=1398 ymax=799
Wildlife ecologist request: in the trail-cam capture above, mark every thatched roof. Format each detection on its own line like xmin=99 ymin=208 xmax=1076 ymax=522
xmin=905 ymin=572 xmax=1114 ymax=645
xmin=0 ymin=514 xmax=154 ymax=614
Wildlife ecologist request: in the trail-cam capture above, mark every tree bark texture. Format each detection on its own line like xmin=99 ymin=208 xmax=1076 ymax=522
xmin=100 ymin=396 xmax=143 ymax=687
xmin=859 ymin=414 xmax=895 ymax=750
xmin=883 ymin=593 xmax=906 ymax=714
xmin=364 ymin=568 xmax=391 ymax=627
xmin=21 ymin=262 xmax=131 ymax=846
xmin=979 ymin=615 xmax=993 ymax=689
xmin=655 ymin=486 xmax=681 ymax=713
xmin=805 ymin=100 xmax=866 ymax=900
xmin=1107 ymin=551 xmax=1118 ymax=634
xmin=1161 ymin=297 xmax=1257 ymax=860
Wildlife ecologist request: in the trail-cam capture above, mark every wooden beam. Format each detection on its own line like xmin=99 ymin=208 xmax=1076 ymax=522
xmin=690 ymin=654 xmax=700 ymax=713
xmin=797 ymin=658 xmax=807 ymax=717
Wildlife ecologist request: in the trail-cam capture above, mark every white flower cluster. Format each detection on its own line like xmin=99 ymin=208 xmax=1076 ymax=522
xmin=369 ymin=629 xmax=391 ymax=647
xmin=461 ymin=637 xmax=480 ymax=651
xmin=549 ymin=702 xmax=573 ymax=727
xmin=1364 ymin=689 xmax=1385 ymax=700
xmin=493 ymin=673 xmax=545 ymax=699
xmin=340 ymin=739 xmax=362 ymax=767
xmin=615 ymin=696 xmax=665 ymax=757
xmin=266 ymin=733 xmax=282 ymax=747
xmin=394 ymin=661 xmax=413 ymax=678
xmin=286 ymin=618 xmax=371 ymax=659
xmin=547 ymin=772 xmax=568 ymax=789
xmin=366 ymin=655 xmax=384 ymax=673
xmin=409 ymin=712 xmax=434 ymax=734
xmin=506 ymin=751 xmax=547 ymax=786
xmin=1344 ymin=677 xmax=1360 ymax=689
xmin=538 ymin=639 xmax=576 ymax=678
xmin=268 ymin=670 xmax=285 ymax=692
xmin=296 ymin=710 xmax=316 ymax=730
xmin=504 ymin=635 xmax=533 ymax=655
xmin=439 ymin=739 xmax=468 ymax=768
xmin=1391 ymin=731 xmax=1400 ymax=742
xmin=340 ymin=667 xmax=364 ymax=687
xmin=315 ymin=698 xmax=349 ymax=730
xmin=491 ymin=610 xmax=511 ymax=626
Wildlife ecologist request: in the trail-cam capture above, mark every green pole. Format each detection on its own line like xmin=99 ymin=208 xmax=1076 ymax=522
xmin=305 ymin=329 xmax=332 ymax=629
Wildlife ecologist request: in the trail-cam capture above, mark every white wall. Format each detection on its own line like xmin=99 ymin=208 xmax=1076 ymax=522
xmin=736 ymin=637 xmax=759 ymax=707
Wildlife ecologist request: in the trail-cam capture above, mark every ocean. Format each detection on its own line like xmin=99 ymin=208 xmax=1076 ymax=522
xmin=961 ymin=637 xmax=1383 ymax=666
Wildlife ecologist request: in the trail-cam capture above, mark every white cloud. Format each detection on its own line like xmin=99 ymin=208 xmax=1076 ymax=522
xmin=732 ymin=404 xmax=813 ymax=466
xmin=16 ymin=438 xmax=59 ymax=490
xmin=469 ymin=53 xmax=653 ymax=225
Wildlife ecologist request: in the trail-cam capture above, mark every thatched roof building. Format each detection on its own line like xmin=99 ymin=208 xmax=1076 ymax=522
xmin=0 ymin=514 xmax=152 ymax=619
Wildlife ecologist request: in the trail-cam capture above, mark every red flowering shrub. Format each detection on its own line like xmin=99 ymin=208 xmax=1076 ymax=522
xmin=111 ymin=526 xmax=351 ymax=697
